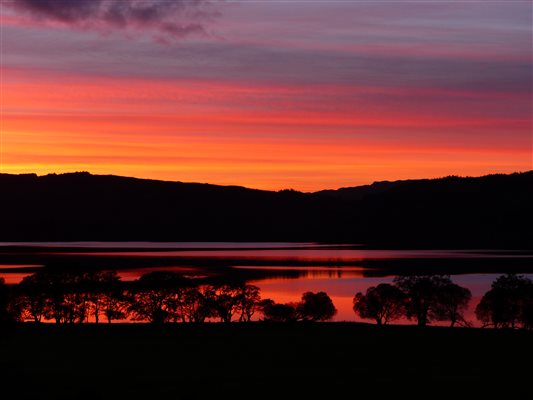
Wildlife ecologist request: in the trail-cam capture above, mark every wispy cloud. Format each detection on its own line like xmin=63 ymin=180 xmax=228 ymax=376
xmin=4 ymin=0 xmax=218 ymax=40
xmin=2 ymin=1 xmax=531 ymax=189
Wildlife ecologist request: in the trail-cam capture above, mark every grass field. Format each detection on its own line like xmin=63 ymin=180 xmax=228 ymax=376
xmin=1 ymin=323 xmax=532 ymax=398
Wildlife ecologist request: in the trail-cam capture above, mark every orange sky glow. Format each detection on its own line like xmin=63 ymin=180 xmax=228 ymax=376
xmin=1 ymin=1 xmax=531 ymax=191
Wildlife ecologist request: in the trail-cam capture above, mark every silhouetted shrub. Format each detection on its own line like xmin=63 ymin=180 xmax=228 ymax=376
xmin=260 ymin=299 xmax=298 ymax=322
xmin=297 ymin=291 xmax=337 ymax=321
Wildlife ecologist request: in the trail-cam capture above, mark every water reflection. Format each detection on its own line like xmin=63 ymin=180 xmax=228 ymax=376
xmin=234 ymin=266 xmax=365 ymax=280
xmin=0 ymin=265 xmax=42 ymax=284
xmin=255 ymin=276 xmax=394 ymax=322
xmin=42 ymin=249 xmax=533 ymax=260
xmin=1 ymin=242 xmax=533 ymax=327
xmin=252 ymin=273 xmax=533 ymax=325
xmin=2 ymin=266 xmax=533 ymax=327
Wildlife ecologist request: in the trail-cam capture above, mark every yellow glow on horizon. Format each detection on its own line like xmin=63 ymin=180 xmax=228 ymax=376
xmin=2 ymin=71 xmax=530 ymax=191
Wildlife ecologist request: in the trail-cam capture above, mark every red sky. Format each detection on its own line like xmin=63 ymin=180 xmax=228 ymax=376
xmin=1 ymin=0 xmax=531 ymax=191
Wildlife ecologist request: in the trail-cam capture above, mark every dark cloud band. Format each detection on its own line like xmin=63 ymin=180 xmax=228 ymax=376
xmin=6 ymin=0 xmax=215 ymax=39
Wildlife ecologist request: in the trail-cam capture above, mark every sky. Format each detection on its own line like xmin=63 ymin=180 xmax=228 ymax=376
xmin=0 ymin=0 xmax=531 ymax=191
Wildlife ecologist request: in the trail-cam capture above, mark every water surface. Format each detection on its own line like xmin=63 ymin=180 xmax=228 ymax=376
xmin=1 ymin=242 xmax=531 ymax=325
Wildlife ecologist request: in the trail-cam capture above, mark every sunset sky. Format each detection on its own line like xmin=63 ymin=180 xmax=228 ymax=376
xmin=1 ymin=0 xmax=531 ymax=191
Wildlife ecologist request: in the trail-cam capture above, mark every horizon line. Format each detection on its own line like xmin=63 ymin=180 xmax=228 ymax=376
xmin=2 ymin=169 xmax=532 ymax=194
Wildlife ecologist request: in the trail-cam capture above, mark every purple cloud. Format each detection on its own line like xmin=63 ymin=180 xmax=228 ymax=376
xmin=6 ymin=0 xmax=217 ymax=39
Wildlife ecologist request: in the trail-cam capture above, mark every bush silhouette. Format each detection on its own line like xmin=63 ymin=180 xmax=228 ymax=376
xmin=260 ymin=299 xmax=298 ymax=322
xmin=297 ymin=291 xmax=337 ymax=321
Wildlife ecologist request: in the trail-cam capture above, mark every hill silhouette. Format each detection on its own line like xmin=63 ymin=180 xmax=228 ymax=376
xmin=1 ymin=171 xmax=532 ymax=247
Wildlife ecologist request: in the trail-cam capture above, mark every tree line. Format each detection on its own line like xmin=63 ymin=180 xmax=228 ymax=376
xmin=0 ymin=271 xmax=532 ymax=328
xmin=0 ymin=270 xmax=337 ymax=324
xmin=353 ymin=274 xmax=533 ymax=329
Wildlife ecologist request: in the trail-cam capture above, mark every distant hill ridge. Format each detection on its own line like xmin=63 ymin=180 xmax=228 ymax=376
xmin=1 ymin=171 xmax=532 ymax=247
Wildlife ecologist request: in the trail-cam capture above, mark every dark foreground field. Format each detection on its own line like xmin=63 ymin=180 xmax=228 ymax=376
xmin=1 ymin=323 xmax=532 ymax=398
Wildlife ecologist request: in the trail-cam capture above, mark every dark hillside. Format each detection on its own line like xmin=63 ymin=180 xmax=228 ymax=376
xmin=1 ymin=171 xmax=531 ymax=247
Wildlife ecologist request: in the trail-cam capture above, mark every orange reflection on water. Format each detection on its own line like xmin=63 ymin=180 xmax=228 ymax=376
xmin=0 ymin=265 xmax=41 ymax=284
xmin=0 ymin=272 xmax=33 ymax=284
xmin=235 ymin=266 xmax=365 ymax=280
xmin=252 ymin=275 xmax=395 ymax=321
xmin=117 ymin=266 xmax=208 ymax=281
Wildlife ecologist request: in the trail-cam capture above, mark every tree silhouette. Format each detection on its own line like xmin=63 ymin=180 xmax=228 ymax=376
xmin=260 ymin=299 xmax=298 ymax=322
xmin=94 ymin=271 xmax=128 ymax=323
xmin=522 ymin=282 xmax=533 ymax=330
xmin=18 ymin=273 xmax=50 ymax=322
xmin=353 ymin=283 xmax=405 ymax=325
xmin=236 ymin=284 xmax=261 ymax=322
xmin=14 ymin=271 xmax=263 ymax=324
xmin=475 ymin=274 xmax=532 ymax=329
xmin=432 ymin=282 xmax=472 ymax=327
xmin=17 ymin=270 xmax=127 ymax=323
xmin=180 ymin=286 xmax=216 ymax=323
xmin=128 ymin=271 xmax=186 ymax=324
xmin=394 ymin=275 xmax=460 ymax=327
xmin=0 ymin=278 xmax=11 ymax=323
xmin=83 ymin=271 xmax=120 ymax=323
xmin=212 ymin=284 xmax=240 ymax=323
xmin=297 ymin=291 xmax=337 ymax=321
xmin=56 ymin=272 xmax=92 ymax=324
xmin=102 ymin=290 xmax=128 ymax=323
xmin=19 ymin=271 xmax=87 ymax=324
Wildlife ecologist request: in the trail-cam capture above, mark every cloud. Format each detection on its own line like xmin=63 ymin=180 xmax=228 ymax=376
xmin=5 ymin=0 xmax=217 ymax=39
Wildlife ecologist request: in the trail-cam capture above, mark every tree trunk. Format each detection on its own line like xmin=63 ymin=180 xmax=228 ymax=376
xmin=94 ymin=304 xmax=99 ymax=323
